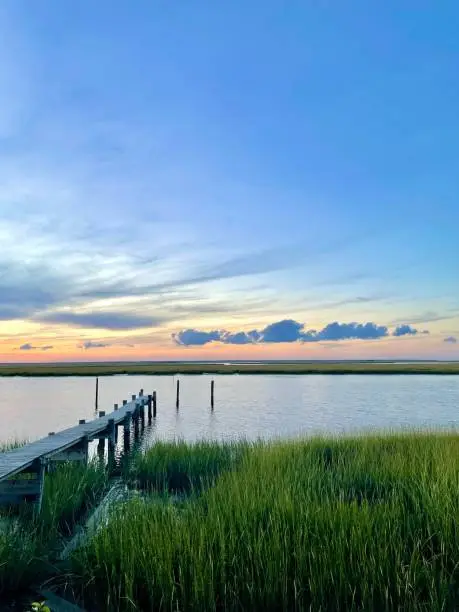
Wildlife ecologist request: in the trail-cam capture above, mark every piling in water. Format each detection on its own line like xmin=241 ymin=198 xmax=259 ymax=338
xmin=211 ymin=380 xmax=215 ymax=409
xmin=147 ymin=394 xmax=152 ymax=421
xmin=97 ymin=438 xmax=105 ymax=461
xmin=153 ymin=390 xmax=157 ymax=418
xmin=176 ymin=380 xmax=180 ymax=409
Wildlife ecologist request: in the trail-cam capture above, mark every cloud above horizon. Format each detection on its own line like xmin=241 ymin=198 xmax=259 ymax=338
xmin=19 ymin=343 xmax=53 ymax=351
xmin=392 ymin=324 xmax=423 ymax=337
xmin=444 ymin=336 xmax=458 ymax=344
xmin=80 ymin=340 xmax=111 ymax=349
xmin=172 ymin=319 xmax=405 ymax=346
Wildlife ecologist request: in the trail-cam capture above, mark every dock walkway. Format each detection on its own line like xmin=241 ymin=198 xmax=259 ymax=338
xmin=0 ymin=389 xmax=154 ymax=507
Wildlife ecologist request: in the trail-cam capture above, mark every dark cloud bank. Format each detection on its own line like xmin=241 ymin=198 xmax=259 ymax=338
xmin=173 ymin=319 xmax=427 ymax=346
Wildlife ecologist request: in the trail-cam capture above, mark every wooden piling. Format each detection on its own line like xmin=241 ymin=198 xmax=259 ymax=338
xmin=107 ymin=437 xmax=116 ymax=474
xmin=114 ymin=403 xmax=118 ymax=411
xmin=108 ymin=418 xmax=116 ymax=441
xmin=123 ymin=400 xmax=127 ymax=406
xmin=97 ymin=437 xmax=105 ymax=461
xmin=98 ymin=410 xmax=106 ymax=418
xmin=176 ymin=379 xmax=180 ymax=409
xmin=79 ymin=419 xmax=86 ymax=425
xmin=153 ymin=390 xmax=157 ymax=417
xmin=32 ymin=458 xmax=45 ymax=512
xmin=95 ymin=377 xmax=99 ymax=410
xmin=147 ymin=394 xmax=152 ymax=421
xmin=140 ymin=406 xmax=145 ymax=429
xmin=211 ymin=380 xmax=215 ymax=409
xmin=123 ymin=426 xmax=130 ymax=453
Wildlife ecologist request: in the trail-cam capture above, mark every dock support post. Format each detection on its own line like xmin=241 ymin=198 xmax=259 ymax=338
xmin=147 ymin=394 xmax=152 ymax=422
xmin=153 ymin=390 xmax=157 ymax=417
xmin=95 ymin=377 xmax=99 ymax=410
xmin=211 ymin=380 xmax=215 ymax=409
xmin=33 ymin=458 xmax=45 ymax=513
xmin=134 ymin=411 xmax=140 ymax=441
xmin=176 ymin=379 xmax=180 ymax=409
xmin=108 ymin=418 xmax=116 ymax=442
xmin=139 ymin=402 xmax=145 ymax=430
xmin=107 ymin=420 xmax=116 ymax=473
xmin=108 ymin=438 xmax=116 ymax=473
xmin=123 ymin=411 xmax=131 ymax=453
xmin=123 ymin=427 xmax=130 ymax=453
xmin=97 ymin=437 xmax=105 ymax=461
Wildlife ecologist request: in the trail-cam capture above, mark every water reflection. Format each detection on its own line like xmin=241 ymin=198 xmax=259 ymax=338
xmin=1 ymin=374 xmax=459 ymax=445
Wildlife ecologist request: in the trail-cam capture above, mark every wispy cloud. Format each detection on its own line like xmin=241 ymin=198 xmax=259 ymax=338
xmin=444 ymin=336 xmax=457 ymax=344
xmin=18 ymin=343 xmax=53 ymax=351
xmin=391 ymin=311 xmax=459 ymax=325
xmin=80 ymin=340 xmax=111 ymax=349
xmin=36 ymin=311 xmax=160 ymax=331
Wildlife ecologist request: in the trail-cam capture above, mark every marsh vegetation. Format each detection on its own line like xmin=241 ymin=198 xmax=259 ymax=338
xmin=2 ymin=433 xmax=459 ymax=610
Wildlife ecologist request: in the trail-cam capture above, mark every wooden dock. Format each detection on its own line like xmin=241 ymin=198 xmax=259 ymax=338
xmin=0 ymin=389 xmax=153 ymax=508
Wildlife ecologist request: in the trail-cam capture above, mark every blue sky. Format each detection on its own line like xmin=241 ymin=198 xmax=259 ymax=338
xmin=0 ymin=1 xmax=458 ymax=360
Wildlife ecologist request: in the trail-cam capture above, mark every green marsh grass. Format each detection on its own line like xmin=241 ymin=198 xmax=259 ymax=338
xmin=130 ymin=440 xmax=248 ymax=494
xmin=40 ymin=460 xmax=107 ymax=538
xmin=74 ymin=433 xmax=459 ymax=611
xmin=0 ymin=439 xmax=27 ymax=452
xmin=0 ymin=361 xmax=458 ymax=376
xmin=0 ymin=460 xmax=107 ymax=599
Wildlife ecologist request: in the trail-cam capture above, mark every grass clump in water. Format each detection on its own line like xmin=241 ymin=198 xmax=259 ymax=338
xmin=73 ymin=433 xmax=459 ymax=611
xmin=130 ymin=440 xmax=247 ymax=494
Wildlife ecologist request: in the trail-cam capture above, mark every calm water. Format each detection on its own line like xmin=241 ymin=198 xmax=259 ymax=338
xmin=1 ymin=374 xmax=459 ymax=445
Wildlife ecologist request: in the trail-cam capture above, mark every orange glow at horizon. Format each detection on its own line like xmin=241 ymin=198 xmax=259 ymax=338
xmin=0 ymin=335 xmax=455 ymax=363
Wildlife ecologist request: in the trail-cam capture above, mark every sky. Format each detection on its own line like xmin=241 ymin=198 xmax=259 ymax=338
xmin=0 ymin=1 xmax=458 ymax=362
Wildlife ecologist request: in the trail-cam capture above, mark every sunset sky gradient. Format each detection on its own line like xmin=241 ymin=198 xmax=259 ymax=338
xmin=1 ymin=1 xmax=458 ymax=362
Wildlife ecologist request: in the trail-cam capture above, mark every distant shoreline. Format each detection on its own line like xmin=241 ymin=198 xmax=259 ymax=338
xmin=0 ymin=361 xmax=458 ymax=376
